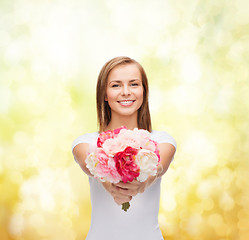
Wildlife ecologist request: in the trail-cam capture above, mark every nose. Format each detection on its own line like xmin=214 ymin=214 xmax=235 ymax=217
xmin=121 ymin=85 xmax=131 ymax=96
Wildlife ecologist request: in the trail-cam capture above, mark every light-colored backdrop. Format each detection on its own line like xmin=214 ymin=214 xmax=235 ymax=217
xmin=1 ymin=0 xmax=248 ymax=239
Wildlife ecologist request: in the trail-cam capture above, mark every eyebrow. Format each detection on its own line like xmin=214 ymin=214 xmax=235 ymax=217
xmin=109 ymin=79 xmax=141 ymax=83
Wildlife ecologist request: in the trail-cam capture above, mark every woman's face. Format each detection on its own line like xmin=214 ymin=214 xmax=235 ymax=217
xmin=105 ymin=63 xmax=144 ymax=119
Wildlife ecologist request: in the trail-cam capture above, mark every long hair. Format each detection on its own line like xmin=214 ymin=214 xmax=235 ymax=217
xmin=96 ymin=56 xmax=152 ymax=133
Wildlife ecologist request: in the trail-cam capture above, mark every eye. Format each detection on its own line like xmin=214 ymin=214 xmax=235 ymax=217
xmin=131 ymin=82 xmax=139 ymax=87
xmin=111 ymin=84 xmax=120 ymax=88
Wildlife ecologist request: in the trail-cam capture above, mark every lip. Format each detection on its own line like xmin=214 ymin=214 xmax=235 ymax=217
xmin=117 ymin=100 xmax=135 ymax=107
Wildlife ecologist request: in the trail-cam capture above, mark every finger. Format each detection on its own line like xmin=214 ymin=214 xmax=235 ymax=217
xmin=114 ymin=196 xmax=132 ymax=205
xmin=114 ymin=182 xmax=130 ymax=189
xmin=110 ymin=186 xmax=133 ymax=198
xmin=117 ymin=187 xmax=137 ymax=197
xmin=115 ymin=182 xmax=141 ymax=191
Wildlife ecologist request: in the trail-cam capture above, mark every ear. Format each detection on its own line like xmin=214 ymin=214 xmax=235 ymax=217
xmin=105 ymin=95 xmax=108 ymax=101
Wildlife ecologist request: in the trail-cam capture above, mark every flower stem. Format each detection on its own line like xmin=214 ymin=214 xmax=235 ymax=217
xmin=122 ymin=202 xmax=130 ymax=211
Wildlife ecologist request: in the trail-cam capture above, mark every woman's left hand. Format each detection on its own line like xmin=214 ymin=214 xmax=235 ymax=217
xmin=113 ymin=175 xmax=157 ymax=197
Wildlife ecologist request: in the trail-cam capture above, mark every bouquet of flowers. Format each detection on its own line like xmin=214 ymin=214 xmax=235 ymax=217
xmin=85 ymin=126 xmax=160 ymax=211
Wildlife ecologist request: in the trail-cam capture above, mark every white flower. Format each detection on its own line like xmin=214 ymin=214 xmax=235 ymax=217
xmin=135 ymin=149 xmax=159 ymax=182
xmin=85 ymin=152 xmax=98 ymax=175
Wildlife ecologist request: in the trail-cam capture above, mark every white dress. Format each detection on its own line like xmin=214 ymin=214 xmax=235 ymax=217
xmin=72 ymin=130 xmax=177 ymax=240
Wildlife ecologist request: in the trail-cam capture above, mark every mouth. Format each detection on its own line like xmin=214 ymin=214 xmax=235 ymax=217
xmin=117 ymin=100 xmax=135 ymax=106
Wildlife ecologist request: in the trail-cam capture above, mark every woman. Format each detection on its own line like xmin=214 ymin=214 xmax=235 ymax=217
xmin=72 ymin=56 xmax=176 ymax=239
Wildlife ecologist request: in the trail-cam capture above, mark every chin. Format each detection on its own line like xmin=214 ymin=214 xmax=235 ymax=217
xmin=112 ymin=109 xmax=137 ymax=118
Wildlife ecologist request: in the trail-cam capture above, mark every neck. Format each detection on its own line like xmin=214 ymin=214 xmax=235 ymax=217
xmin=105 ymin=113 xmax=138 ymax=131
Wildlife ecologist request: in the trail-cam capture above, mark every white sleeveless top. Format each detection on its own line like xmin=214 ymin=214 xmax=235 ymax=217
xmin=72 ymin=130 xmax=176 ymax=240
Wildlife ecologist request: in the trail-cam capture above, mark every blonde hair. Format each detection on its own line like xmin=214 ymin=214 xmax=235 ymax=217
xmin=96 ymin=56 xmax=152 ymax=133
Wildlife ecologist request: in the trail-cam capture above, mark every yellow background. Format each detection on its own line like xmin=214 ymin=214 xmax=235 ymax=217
xmin=0 ymin=0 xmax=248 ymax=239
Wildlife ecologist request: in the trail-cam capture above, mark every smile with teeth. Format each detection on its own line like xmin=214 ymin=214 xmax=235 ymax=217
xmin=118 ymin=100 xmax=135 ymax=106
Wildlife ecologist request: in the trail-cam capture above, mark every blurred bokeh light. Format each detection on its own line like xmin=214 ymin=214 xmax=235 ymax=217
xmin=0 ymin=0 xmax=249 ymax=239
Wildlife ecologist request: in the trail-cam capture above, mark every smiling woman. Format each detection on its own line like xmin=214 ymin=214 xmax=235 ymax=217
xmin=1 ymin=0 xmax=248 ymax=239
xmin=105 ymin=63 xmax=144 ymax=128
xmin=72 ymin=56 xmax=176 ymax=240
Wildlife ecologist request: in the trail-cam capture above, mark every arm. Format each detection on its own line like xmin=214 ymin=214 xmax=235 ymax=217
xmin=156 ymin=142 xmax=176 ymax=178
xmin=72 ymin=143 xmax=93 ymax=176
xmin=114 ymin=142 xmax=176 ymax=196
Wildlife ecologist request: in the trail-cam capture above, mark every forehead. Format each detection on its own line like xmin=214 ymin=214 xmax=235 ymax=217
xmin=107 ymin=63 xmax=141 ymax=82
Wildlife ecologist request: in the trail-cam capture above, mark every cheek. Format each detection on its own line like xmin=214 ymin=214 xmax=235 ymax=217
xmin=137 ymin=88 xmax=144 ymax=102
xmin=105 ymin=89 xmax=115 ymax=101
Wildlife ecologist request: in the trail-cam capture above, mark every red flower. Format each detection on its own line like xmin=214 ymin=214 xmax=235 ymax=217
xmin=114 ymin=146 xmax=139 ymax=183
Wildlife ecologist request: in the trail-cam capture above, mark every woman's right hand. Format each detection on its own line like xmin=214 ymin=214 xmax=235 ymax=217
xmin=101 ymin=181 xmax=132 ymax=205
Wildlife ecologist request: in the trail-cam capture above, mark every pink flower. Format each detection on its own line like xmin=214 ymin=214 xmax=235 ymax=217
xmin=113 ymin=126 xmax=127 ymax=134
xmin=97 ymin=126 xmax=128 ymax=147
xmin=102 ymin=138 xmax=126 ymax=156
xmin=97 ymin=130 xmax=114 ymax=148
xmin=133 ymin=128 xmax=151 ymax=140
xmin=150 ymin=140 xmax=160 ymax=161
xmin=88 ymin=148 xmax=121 ymax=183
xmin=114 ymin=147 xmax=140 ymax=183
xmin=141 ymin=139 xmax=156 ymax=152
xmin=117 ymin=129 xmax=142 ymax=149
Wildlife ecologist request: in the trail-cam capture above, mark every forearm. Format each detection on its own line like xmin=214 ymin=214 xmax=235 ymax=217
xmin=73 ymin=143 xmax=93 ymax=177
xmin=156 ymin=143 xmax=176 ymax=178
xmin=156 ymin=160 xmax=171 ymax=179
xmin=77 ymin=158 xmax=93 ymax=177
xmin=144 ymin=157 xmax=173 ymax=190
